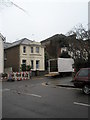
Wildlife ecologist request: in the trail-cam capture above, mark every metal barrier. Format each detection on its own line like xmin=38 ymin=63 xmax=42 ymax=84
xmin=8 ymin=72 xmax=30 ymax=81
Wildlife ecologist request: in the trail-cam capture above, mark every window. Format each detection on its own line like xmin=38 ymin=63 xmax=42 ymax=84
xmin=31 ymin=60 xmax=34 ymax=69
xmin=31 ymin=47 xmax=33 ymax=53
xmin=4 ymin=52 xmax=7 ymax=60
xmin=78 ymin=69 xmax=88 ymax=77
xmin=23 ymin=46 xmax=26 ymax=53
xmin=36 ymin=60 xmax=39 ymax=69
xmin=22 ymin=60 xmax=26 ymax=65
xmin=36 ymin=47 xmax=39 ymax=53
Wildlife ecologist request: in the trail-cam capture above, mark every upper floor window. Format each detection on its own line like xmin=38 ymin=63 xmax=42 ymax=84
xmin=4 ymin=51 xmax=7 ymax=61
xmin=31 ymin=47 xmax=33 ymax=53
xmin=36 ymin=47 xmax=39 ymax=53
xmin=23 ymin=46 xmax=26 ymax=53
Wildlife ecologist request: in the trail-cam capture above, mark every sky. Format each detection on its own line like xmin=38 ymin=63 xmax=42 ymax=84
xmin=0 ymin=0 xmax=89 ymax=42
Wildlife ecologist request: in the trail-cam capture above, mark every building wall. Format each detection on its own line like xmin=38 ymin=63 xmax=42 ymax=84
xmin=4 ymin=46 xmax=20 ymax=72
xmin=0 ymin=35 xmax=4 ymax=74
xmin=20 ymin=44 xmax=45 ymax=71
xmin=88 ymin=1 xmax=90 ymax=30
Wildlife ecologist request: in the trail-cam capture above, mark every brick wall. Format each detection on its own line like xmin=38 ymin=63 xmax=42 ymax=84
xmin=4 ymin=46 xmax=20 ymax=72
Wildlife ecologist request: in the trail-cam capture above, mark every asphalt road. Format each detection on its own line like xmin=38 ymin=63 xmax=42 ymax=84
xmin=2 ymin=77 xmax=90 ymax=118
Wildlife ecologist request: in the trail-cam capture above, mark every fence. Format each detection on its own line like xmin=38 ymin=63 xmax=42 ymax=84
xmin=7 ymin=72 xmax=30 ymax=81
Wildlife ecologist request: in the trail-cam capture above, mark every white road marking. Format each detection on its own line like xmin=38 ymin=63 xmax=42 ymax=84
xmin=3 ymin=88 xmax=10 ymax=91
xmin=65 ymin=87 xmax=81 ymax=90
xmin=21 ymin=92 xmax=42 ymax=98
xmin=0 ymin=89 xmax=10 ymax=92
xmin=74 ymin=102 xmax=90 ymax=107
xmin=58 ymin=86 xmax=81 ymax=91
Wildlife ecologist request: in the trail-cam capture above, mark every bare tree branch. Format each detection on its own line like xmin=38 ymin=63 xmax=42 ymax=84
xmin=0 ymin=0 xmax=30 ymax=15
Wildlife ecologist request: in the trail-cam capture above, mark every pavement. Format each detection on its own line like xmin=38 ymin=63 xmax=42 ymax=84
xmin=44 ymin=75 xmax=75 ymax=88
xmin=0 ymin=75 xmax=75 ymax=88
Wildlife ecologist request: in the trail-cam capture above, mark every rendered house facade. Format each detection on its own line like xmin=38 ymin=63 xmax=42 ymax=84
xmin=4 ymin=38 xmax=45 ymax=74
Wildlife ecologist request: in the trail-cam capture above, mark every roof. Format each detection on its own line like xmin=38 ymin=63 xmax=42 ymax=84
xmin=4 ymin=42 xmax=12 ymax=49
xmin=41 ymin=34 xmax=66 ymax=43
xmin=4 ymin=38 xmax=44 ymax=49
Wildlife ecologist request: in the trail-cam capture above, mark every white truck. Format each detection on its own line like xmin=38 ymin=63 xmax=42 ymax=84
xmin=48 ymin=58 xmax=74 ymax=76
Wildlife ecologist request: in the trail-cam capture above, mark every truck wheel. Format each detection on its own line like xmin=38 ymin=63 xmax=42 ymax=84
xmin=82 ymin=85 xmax=90 ymax=95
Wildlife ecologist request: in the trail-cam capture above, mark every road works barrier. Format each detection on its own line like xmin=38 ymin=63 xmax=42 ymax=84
xmin=8 ymin=72 xmax=30 ymax=81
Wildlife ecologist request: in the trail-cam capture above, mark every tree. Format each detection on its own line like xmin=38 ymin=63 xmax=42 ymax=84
xmin=20 ymin=64 xmax=31 ymax=71
xmin=45 ymin=51 xmax=51 ymax=71
xmin=67 ymin=23 xmax=88 ymax=40
xmin=60 ymin=51 xmax=71 ymax=58
xmin=21 ymin=64 xmax=26 ymax=72
xmin=0 ymin=0 xmax=29 ymax=15
xmin=26 ymin=65 xmax=31 ymax=71
xmin=67 ymin=23 xmax=89 ymax=60
xmin=74 ymin=58 xmax=88 ymax=73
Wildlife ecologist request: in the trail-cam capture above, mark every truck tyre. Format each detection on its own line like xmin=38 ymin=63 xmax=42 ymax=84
xmin=82 ymin=85 xmax=90 ymax=95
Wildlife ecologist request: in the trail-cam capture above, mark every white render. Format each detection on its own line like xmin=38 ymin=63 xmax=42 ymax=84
xmin=0 ymin=33 xmax=4 ymax=74
xmin=20 ymin=42 xmax=45 ymax=71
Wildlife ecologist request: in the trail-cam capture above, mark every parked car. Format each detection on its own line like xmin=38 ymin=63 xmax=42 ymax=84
xmin=73 ymin=68 xmax=90 ymax=95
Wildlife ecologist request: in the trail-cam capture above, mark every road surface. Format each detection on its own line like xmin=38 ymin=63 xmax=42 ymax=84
xmin=2 ymin=77 xmax=90 ymax=118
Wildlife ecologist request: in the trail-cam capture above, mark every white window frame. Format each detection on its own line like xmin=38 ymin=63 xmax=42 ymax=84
xmin=23 ymin=46 xmax=26 ymax=53
xmin=36 ymin=47 xmax=39 ymax=53
xmin=36 ymin=60 xmax=39 ymax=69
xmin=31 ymin=47 xmax=33 ymax=53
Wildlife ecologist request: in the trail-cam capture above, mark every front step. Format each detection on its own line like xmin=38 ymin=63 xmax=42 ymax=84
xmin=45 ymin=72 xmax=59 ymax=77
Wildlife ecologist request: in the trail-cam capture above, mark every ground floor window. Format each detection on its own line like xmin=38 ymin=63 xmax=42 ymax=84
xmin=22 ymin=60 xmax=26 ymax=65
xmin=36 ymin=60 xmax=39 ymax=69
xmin=31 ymin=60 xmax=34 ymax=69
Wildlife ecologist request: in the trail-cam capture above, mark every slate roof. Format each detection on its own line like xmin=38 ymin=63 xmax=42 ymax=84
xmin=4 ymin=38 xmax=41 ymax=49
xmin=4 ymin=42 xmax=12 ymax=49
xmin=41 ymin=34 xmax=66 ymax=43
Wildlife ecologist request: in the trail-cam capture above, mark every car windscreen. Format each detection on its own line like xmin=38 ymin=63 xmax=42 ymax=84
xmin=78 ymin=69 xmax=89 ymax=77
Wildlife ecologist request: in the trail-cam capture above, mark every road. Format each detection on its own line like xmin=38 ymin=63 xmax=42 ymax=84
xmin=2 ymin=76 xmax=90 ymax=118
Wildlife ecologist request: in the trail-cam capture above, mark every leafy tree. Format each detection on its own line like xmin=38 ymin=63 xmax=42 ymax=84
xmin=26 ymin=65 xmax=31 ymax=71
xmin=45 ymin=51 xmax=51 ymax=71
xmin=21 ymin=64 xmax=26 ymax=71
xmin=21 ymin=64 xmax=31 ymax=71
xmin=74 ymin=58 xmax=88 ymax=72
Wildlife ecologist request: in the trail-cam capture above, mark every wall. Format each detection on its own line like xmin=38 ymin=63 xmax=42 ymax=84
xmin=0 ymin=35 xmax=4 ymax=74
xmin=20 ymin=44 xmax=45 ymax=71
xmin=88 ymin=1 xmax=90 ymax=30
xmin=4 ymin=46 xmax=20 ymax=72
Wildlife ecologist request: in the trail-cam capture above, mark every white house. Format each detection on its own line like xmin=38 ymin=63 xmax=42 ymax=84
xmin=4 ymin=38 xmax=45 ymax=75
xmin=0 ymin=33 xmax=5 ymax=74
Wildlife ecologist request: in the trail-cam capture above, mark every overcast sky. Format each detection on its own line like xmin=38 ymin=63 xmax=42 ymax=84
xmin=0 ymin=0 xmax=89 ymax=42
